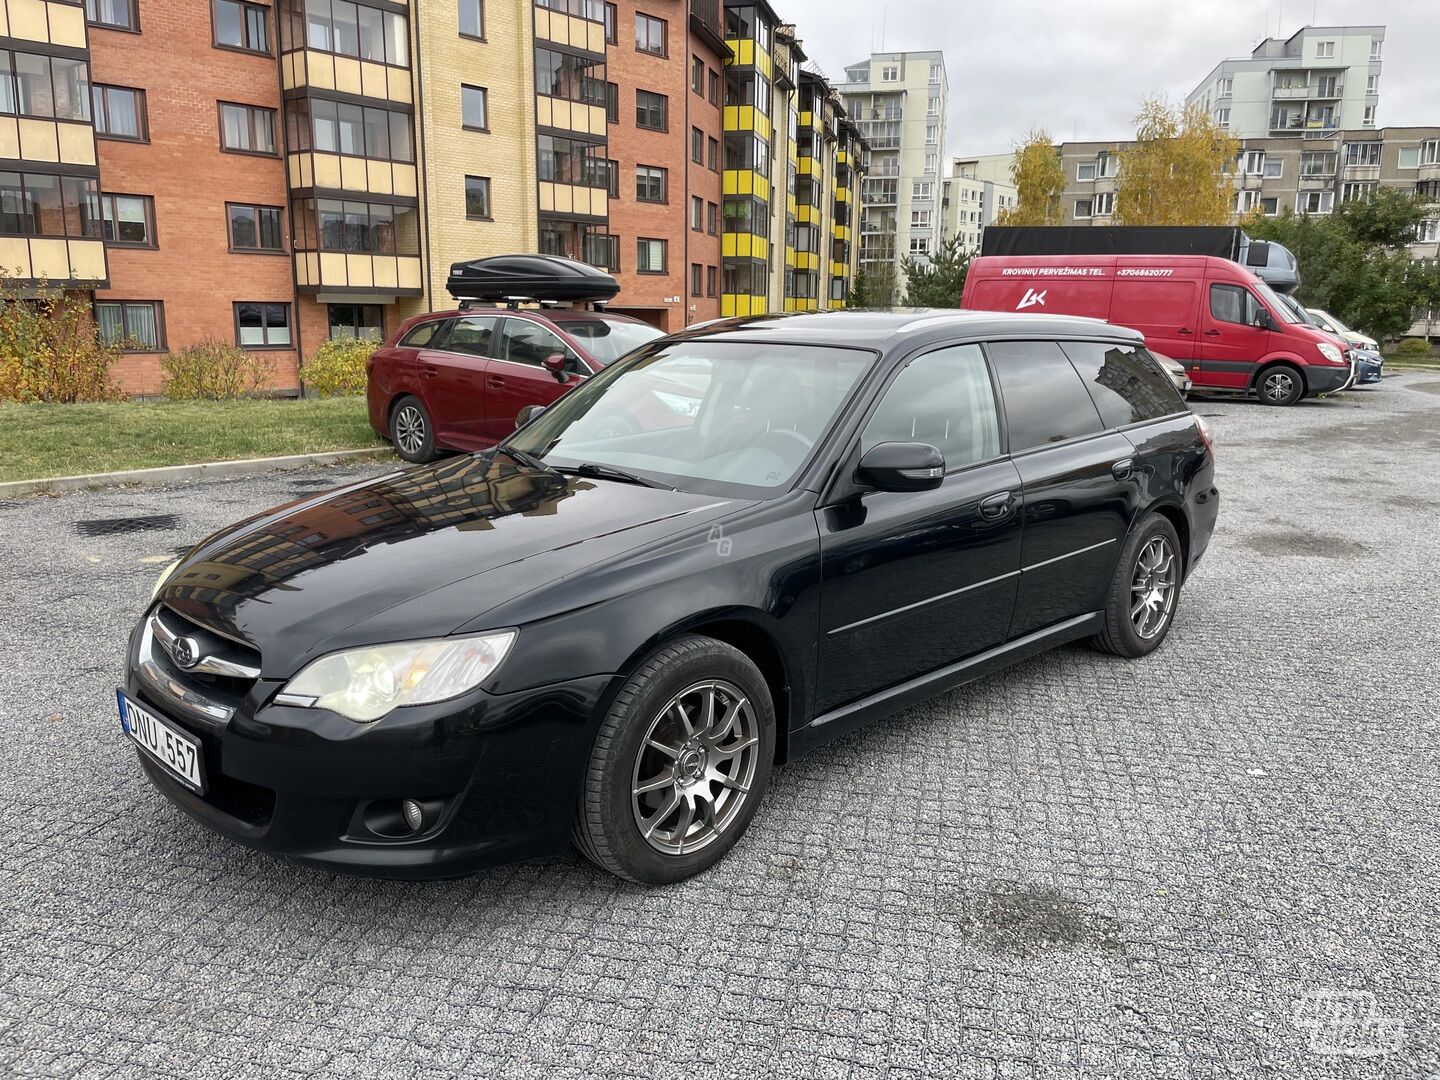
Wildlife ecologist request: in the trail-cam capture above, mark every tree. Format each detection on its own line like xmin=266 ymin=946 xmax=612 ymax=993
xmin=901 ymin=233 xmax=972 ymax=307
xmin=851 ymin=261 xmax=899 ymax=307
xmin=1115 ymin=98 xmax=1238 ymax=225
xmin=997 ymin=129 xmax=1065 ymax=226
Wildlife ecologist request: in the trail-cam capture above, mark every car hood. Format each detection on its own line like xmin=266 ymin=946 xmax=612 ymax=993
xmin=158 ymin=454 xmax=743 ymax=677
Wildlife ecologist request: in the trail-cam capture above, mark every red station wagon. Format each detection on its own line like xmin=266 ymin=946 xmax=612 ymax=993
xmin=366 ymin=306 xmax=664 ymax=462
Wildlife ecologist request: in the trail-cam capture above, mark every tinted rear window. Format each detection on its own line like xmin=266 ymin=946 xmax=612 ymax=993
xmin=553 ymin=316 xmax=664 ymax=366
xmin=1059 ymin=341 xmax=1186 ymax=427
xmin=399 ymin=320 xmax=444 ymax=347
xmin=985 ymin=340 xmax=1104 ymax=452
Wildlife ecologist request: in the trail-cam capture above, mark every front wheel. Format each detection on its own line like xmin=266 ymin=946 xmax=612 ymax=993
xmin=1092 ymin=514 xmax=1183 ymax=657
xmin=573 ymin=635 xmax=775 ymax=884
xmin=1256 ymin=363 xmax=1305 ymax=406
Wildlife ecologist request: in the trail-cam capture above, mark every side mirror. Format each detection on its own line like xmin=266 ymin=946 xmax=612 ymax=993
xmin=856 ymin=442 xmax=945 ymax=492
xmin=1252 ymin=308 xmax=1277 ymax=331
xmin=542 ymin=353 xmax=568 ymax=381
xmin=515 ymin=404 xmax=546 ymax=428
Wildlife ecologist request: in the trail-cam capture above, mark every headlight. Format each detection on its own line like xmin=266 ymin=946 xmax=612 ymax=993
xmin=1317 ymin=342 xmax=1345 ymax=364
xmin=279 ymin=631 xmax=517 ymax=723
xmin=150 ymin=559 xmax=181 ymax=599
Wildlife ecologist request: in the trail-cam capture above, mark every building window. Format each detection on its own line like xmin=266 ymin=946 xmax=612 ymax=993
xmin=692 ymin=55 xmax=704 ymax=95
xmin=1263 ymin=158 xmax=1283 ymax=179
xmin=600 ymin=158 xmax=618 ymax=196
xmin=1363 ymin=106 xmax=1376 ymax=127
xmin=1345 ymin=142 xmax=1381 ymax=166
xmin=5 ymin=51 xmax=92 ymax=122
xmin=689 ymin=125 xmax=703 ymax=163
xmin=1341 ymin=181 xmax=1377 ymax=202
xmin=1316 ymin=40 xmax=1335 ymax=59
xmin=1093 ymin=192 xmax=1114 ymax=216
xmin=99 ymin=193 xmax=154 ymax=246
xmin=1260 ymin=197 xmax=1279 ymax=216
xmin=1216 ymin=107 xmax=1230 ymax=128
xmin=923 ymin=152 xmax=937 ymax=173
xmin=328 ymin=304 xmax=384 ymax=342
xmin=96 ymin=301 xmax=162 ymax=351
xmin=636 ymin=89 xmax=666 ymax=130
xmin=636 ymin=165 xmax=666 ymax=202
xmin=461 ymin=85 xmax=488 ymax=130
xmin=910 ymin=209 xmax=931 ymax=228
xmin=602 ymin=2 xmax=616 ymax=43
xmin=912 ymin=181 xmax=933 ymax=199
xmin=227 ymin=203 xmax=284 ymax=251
xmin=1074 ymin=199 xmax=1093 ymax=221
xmin=689 ymin=195 xmax=703 ymax=231
xmin=235 ymin=302 xmax=292 ymax=348
xmin=1241 ymin=150 xmax=1266 ymax=176
xmin=1077 ymin=162 xmax=1096 ymax=181
xmin=0 ymin=173 xmax=101 ymax=238
xmin=690 ymin=262 xmax=702 ymax=296
xmin=881 ymin=65 xmax=898 ymax=82
xmin=86 ymin=0 xmax=137 ymax=31
xmin=300 ymin=198 xmax=421 ymax=254
xmin=293 ymin=99 xmax=414 ymax=162
xmin=604 ymin=81 xmax=619 ymax=123
xmin=92 ymin=84 xmax=146 ymax=140
xmin=1370 ymin=39 xmax=1382 ymax=60
xmin=928 ymin=62 xmax=940 ymax=82
xmin=909 ymin=236 xmax=930 ymax=255
xmin=1416 ymin=220 xmax=1439 ymax=244
xmin=1300 ymin=190 xmax=1334 ymax=215
xmin=1367 ymin=74 xmax=1379 ymax=95
xmin=585 ymin=232 xmax=618 ymax=271
xmin=707 ymin=136 xmax=719 ymax=171
xmin=706 ymin=265 xmax=717 ymax=296
xmin=708 ymin=69 xmax=719 ymax=105
xmin=302 ymin=1 xmax=409 ymax=64
xmin=459 ymin=0 xmax=484 ymax=39
xmin=636 ymin=237 xmax=666 ymax=273
xmin=707 ymin=201 xmax=718 ymax=234
xmin=465 ymin=175 xmax=491 ymax=219
xmin=925 ymin=124 xmax=938 ymax=145
xmin=213 ymin=0 xmax=269 ymax=53
xmin=219 ymin=102 xmax=276 ymax=154
xmin=635 ymin=13 xmax=666 ymax=56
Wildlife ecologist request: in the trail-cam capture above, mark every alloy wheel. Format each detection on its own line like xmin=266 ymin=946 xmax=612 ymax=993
xmin=394 ymin=405 xmax=426 ymax=456
xmin=1130 ymin=536 xmax=1178 ymax=639
xmin=630 ymin=679 xmax=760 ymax=856
xmin=1262 ymin=371 xmax=1294 ymax=402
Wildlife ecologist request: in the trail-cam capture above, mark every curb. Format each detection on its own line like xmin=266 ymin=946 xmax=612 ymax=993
xmin=0 ymin=447 xmax=397 ymax=500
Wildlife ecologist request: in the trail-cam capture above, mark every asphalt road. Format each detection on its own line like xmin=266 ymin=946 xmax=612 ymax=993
xmin=3 ymin=375 xmax=1438 ymax=1078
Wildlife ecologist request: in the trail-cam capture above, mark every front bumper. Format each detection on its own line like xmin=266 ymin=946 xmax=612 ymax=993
xmin=1354 ymin=356 xmax=1383 ymax=384
xmin=1307 ymin=361 xmax=1354 ymax=396
xmin=124 ymin=621 xmax=614 ymax=878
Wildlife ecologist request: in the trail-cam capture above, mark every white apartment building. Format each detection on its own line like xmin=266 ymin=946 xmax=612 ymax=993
xmin=943 ymin=158 xmax=1017 ymax=252
xmin=1187 ymin=25 xmax=1385 ymax=140
xmin=836 ymin=51 xmax=948 ymax=282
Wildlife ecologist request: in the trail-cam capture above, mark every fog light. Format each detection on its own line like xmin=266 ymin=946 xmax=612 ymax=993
xmin=402 ymin=799 xmax=424 ymax=832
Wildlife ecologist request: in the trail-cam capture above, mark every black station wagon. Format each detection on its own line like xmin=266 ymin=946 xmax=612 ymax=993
xmin=121 ymin=311 xmax=1219 ymax=884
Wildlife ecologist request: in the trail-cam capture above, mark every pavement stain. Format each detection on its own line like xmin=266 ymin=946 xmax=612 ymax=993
xmin=1244 ymin=528 xmax=1370 ymax=559
xmin=936 ymin=881 xmax=1126 ymax=957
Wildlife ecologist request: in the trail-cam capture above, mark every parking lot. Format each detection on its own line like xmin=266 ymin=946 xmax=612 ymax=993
xmin=3 ymin=374 xmax=1438 ymax=1078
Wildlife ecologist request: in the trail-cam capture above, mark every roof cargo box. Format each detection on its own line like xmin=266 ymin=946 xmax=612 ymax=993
xmin=446 ymin=254 xmax=620 ymax=303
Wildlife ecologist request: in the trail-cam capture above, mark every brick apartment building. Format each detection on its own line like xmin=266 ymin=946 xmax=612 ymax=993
xmin=8 ymin=0 xmax=865 ymax=395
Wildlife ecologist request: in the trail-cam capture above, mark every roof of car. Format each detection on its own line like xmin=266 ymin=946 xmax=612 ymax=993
xmin=670 ymin=309 xmax=1143 ymax=351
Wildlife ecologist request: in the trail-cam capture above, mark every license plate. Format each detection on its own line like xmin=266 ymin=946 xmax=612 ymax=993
xmin=118 ymin=691 xmax=205 ymax=792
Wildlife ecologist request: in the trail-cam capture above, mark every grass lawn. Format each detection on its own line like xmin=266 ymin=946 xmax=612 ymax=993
xmin=0 ymin=397 xmax=390 ymax=484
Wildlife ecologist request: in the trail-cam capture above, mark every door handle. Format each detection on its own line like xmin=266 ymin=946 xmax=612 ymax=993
xmin=1111 ymin=458 xmax=1134 ymax=480
xmin=1204 ymin=329 xmax=1221 ymax=336
xmin=978 ymin=492 xmax=1013 ymax=520
xmin=421 ymin=366 xmax=439 ymax=378
xmin=486 ymin=376 xmax=505 ymax=389
xmin=1176 ymin=327 xmax=1194 ymax=335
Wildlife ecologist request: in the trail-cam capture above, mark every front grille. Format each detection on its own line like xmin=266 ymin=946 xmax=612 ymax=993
xmin=146 ymin=606 xmax=261 ymax=717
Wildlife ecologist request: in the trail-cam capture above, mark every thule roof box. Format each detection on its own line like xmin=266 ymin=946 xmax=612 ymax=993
xmin=446 ymin=254 xmax=619 ymax=309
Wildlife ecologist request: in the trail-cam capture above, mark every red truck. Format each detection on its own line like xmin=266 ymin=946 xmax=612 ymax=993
xmin=960 ymin=254 xmax=1353 ymax=406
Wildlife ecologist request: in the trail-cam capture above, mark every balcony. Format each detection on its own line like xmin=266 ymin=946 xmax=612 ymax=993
xmin=1272 ymin=86 xmax=1311 ymax=100
xmin=689 ymin=0 xmax=726 ymax=55
xmin=281 ymin=50 xmax=413 ymax=106
xmin=294 ymin=251 xmax=423 ymax=296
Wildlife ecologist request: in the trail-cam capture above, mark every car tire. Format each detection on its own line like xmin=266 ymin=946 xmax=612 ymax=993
xmin=1255 ymin=363 xmax=1305 ymax=406
xmin=389 ymin=395 xmax=437 ymax=463
xmin=1091 ymin=513 xmax=1184 ymax=658
xmin=573 ymin=635 xmax=775 ymax=884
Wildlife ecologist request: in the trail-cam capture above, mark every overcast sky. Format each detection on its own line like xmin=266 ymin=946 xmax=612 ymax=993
xmin=784 ymin=0 xmax=1440 ymax=158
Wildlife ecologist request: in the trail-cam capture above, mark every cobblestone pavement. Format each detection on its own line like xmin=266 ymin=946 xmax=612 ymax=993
xmin=3 ymin=376 xmax=1438 ymax=1079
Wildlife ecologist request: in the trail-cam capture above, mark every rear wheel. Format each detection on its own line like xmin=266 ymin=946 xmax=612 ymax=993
xmin=1255 ymin=363 xmax=1304 ymax=406
xmin=1092 ymin=513 xmax=1183 ymax=658
xmin=389 ymin=395 xmax=437 ymax=463
xmin=573 ymin=635 xmax=775 ymax=884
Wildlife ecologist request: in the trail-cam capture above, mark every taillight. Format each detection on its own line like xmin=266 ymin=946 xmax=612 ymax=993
xmin=1195 ymin=414 xmax=1216 ymax=454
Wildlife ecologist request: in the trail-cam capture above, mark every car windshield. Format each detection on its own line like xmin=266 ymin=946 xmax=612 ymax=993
xmin=555 ymin=316 xmax=665 ymax=366
xmin=1318 ymin=310 xmax=1352 ymax=333
xmin=508 ymin=341 xmax=875 ymax=496
xmin=1254 ymin=281 xmax=1300 ymax=323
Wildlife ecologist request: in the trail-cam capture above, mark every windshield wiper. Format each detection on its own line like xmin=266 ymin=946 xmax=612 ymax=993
xmin=495 ymin=445 xmax=559 ymax=476
xmin=555 ymin=462 xmax=671 ymax=489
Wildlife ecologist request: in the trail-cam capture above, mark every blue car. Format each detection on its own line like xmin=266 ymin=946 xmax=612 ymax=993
xmin=1351 ymin=348 xmax=1384 ymax=385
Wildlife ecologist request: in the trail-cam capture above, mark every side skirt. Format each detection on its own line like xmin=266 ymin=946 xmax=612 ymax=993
xmin=788 ymin=612 xmax=1104 ymax=760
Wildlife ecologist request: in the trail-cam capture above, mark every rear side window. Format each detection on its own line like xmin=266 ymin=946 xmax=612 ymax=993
xmin=1060 ymin=341 xmax=1186 ymax=427
xmin=399 ymin=320 xmax=442 ymax=347
xmin=862 ymin=344 xmax=1000 ymax=470
xmin=1210 ymin=283 xmax=1258 ymax=326
xmin=445 ymin=316 xmax=497 ymax=357
xmin=985 ymin=340 xmax=1104 ymax=452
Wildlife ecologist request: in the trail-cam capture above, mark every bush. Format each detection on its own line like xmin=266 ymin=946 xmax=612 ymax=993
xmin=161 ymin=340 xmax=271 ymax=400
xmin=0 ymin=278 xmax=125 ymax=403
xmin=1394 ymin=336 xmax=1433 ymax=357
xmin=303 ymin=337 xmax=373 ymax=396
